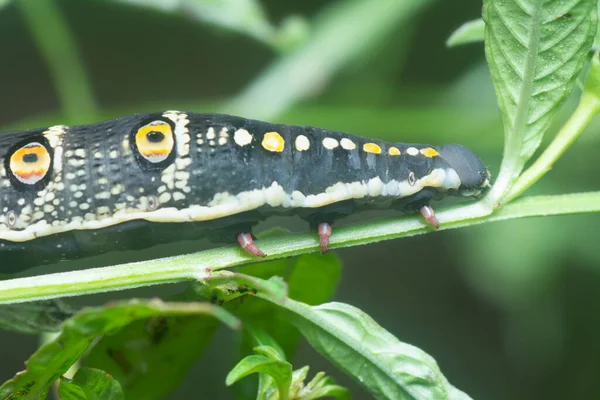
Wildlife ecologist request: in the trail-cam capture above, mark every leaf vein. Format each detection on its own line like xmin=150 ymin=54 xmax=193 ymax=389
xmin=487 ymin=26 xmax=525 ymax=81
xmin=540 ymin=10 xmax=588 ymax=52
xmin=536 ymin=20 xmax=593 ymax=81
xmin=492 ymin=1 xmax=528 ymax=48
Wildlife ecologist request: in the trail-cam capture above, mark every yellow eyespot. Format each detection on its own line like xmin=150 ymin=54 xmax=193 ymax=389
xmin=262 ymin=131 xmax=285 ymax=152
xmin=363 ymin=143 xmax=381 ymax=154
xmin=9 ymin=142 xmax=52 ymax=185
xmin=420 ymin=147 xmax=439 ymax=157
xmin=135 ymin=120 xmax=175 ymax=163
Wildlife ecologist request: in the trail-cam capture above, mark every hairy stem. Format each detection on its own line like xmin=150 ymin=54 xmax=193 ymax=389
xmin=0 ymin=192 xmax=598 ymax=305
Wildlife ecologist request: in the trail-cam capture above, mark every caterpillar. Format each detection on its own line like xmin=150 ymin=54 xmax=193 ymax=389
xmin=0 ymin=111 xmax=491 ymax=272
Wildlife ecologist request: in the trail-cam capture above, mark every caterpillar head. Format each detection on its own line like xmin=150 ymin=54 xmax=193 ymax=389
xmin=436 ymin=144 xmax=491 ymax=198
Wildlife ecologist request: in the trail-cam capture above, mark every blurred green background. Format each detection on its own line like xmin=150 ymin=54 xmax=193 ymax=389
xmin=0 ymin=0 xmax=599 ymax=399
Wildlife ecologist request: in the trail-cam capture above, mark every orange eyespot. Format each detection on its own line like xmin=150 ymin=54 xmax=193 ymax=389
xmin=135 ymin=121 xmax=175 ymax=163
xmin=9 ymin=142 xmax=52 ymax=185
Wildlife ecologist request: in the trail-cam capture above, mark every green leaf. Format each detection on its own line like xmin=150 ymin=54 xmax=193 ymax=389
xmin=483 ymin=0 xmax=597 ymax=203
xmin=59 ymin=367 xmax=124 ymax=400
xmin=205 ymin=270 xmax=289 ymax=303
xmin=244 ymin=324 xmax=287 ymax=360
xmin=292 ymin=368 xmax=350 ymax=400
xmin=266 ymin=299 xmax=471 ymax=400
xmin=287 ymin=253 xmax=341 ymax=306
xmin=226 ymin=354 xmax=293 ymax=400
xmin=235 ymin=254 xmax=342 ymax=359
xmin=227 ymin=344 xmax=349 ymax=400
xmin=446 ymin=19 xmax=485 ymax=47
xmin=254 ymin=345 xmax=286 ymax=362
xmin=0 ymin=299 xmax=239 ymax=400
xmin=82 ymin=313 xmax=221 ymax=400
xmin=0 ymin=299 xmax=77 ymax=334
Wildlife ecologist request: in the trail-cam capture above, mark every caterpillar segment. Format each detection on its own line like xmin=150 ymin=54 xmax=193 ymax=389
xmin=0 ymin=111 xmax=491 ymax=271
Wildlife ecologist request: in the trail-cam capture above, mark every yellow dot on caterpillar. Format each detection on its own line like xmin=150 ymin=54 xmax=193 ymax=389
xmin=262 ymin=131 xmax=285 ymax=152
xmin=420 ymin=147 xmax=439 ymax=157
xmin=234 ymin=129 xmax=253 ymax=146
xmin=322 ymin=137 xmax=339 ymax=150
xmin=295 ymin=135 xmax=310 ymax=151
xmin=406 ymin=147 xmax=419 ymax=156
xmin=340 ymin=138 xmax=356 ymax=150
xmin=388 ymin=147 xmax=401 ymax=156
xmin=363 ymin=143 xmax=381 ymax=154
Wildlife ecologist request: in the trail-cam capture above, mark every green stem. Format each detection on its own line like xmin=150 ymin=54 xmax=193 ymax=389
xmin=18 ymin=0 xmax=98 ymax=119
xmin=1 ymin=192 xmax=599 ymax=305
xmin=503 ymin=92 xmax=600 ymax=203
xmin=224 ymin=0 xmax=432 ymax=120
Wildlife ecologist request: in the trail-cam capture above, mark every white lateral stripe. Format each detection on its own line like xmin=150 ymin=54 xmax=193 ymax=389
xmin=0 ymin=168 xmax=461 ymax=242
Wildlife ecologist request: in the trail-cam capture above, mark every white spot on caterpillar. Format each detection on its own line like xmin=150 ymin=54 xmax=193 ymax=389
xmin=175 ymin=157 xmax=192 ymax=169
xmin=158 ymin=192 xmax=172 ymax=203
xmin=69 ymin=157 xmax=85 ymax=167
xmin=163 ymin=110 xmax=190 ymax=157
xmin=110 ymin=184 xmax=124 ymax=195
xmin=206 ymin=127 xmax=216 ymax=140
xmin=43 ymin=125 xmax=67 ymax=148
xmin=406 ymin=147 xmax=419 ymax=156
xmin=95 ymin=191 xmax=111 ymax=200
xmin=234 ymin=129 xmax=253 ymax=146
xmin=175 ymin=171 xmax=190 ymax=181
xmin=340 ymin=138 xmax=356 ymax=150
xmin=322 ymin=137 xmax=339 ymax=150
xmin=295 ymin=135 xmax=310 ymax=151
xmin=264 ymin=182 xmax=286 ymax=207
xmin=346 ymin=181 xmax=367 ymax=198
xmin=367 ymin=177 xmax=384 ymax=196
xmin=121 ymin=136 xmax=131 ymax=155
xmin=173 ymin=192 xmax=186 ymax=201
xmin=443 ymin=169 xmax=461 ymax=189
